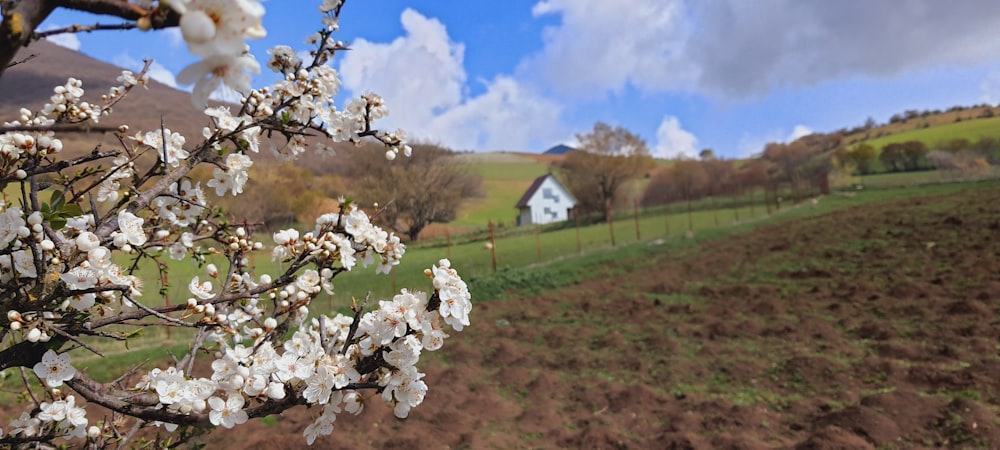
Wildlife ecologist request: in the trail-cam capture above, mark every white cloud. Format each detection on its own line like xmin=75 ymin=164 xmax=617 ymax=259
xmin=339 ymin=9 xmax=563 ymax=151
xmin=526 ymin=0 xmax=694 ymax=98
xmin=340 ymin=9 xmax=465 ymax=129
xmin=525 ymin=0 xmax=1000 ymax=99
xmin=654 ymin=115 xmax=698 ymax=159
xmin=112 ymin=54 xmax=178 ymax=89
xmin=425 ymin=76 xmax=562 ymax=151
xmin=688 ymin=1 xmax=1000 ymax=97
xmin=981 ymin=71 xmax=1000 ymax=104
xmin=42 ymin=25 xmax=81 ymax=51
xmin=787 ymin=124 xmax=813 ymax=142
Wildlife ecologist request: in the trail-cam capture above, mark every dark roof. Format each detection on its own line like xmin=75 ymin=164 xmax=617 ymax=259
xmin=515 ymin=174 xmax=551 ymax=209
xmin=543 ymin=144 xmax=575 ymax=155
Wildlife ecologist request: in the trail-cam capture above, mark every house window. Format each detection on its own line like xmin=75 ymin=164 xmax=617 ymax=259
xmin=543 ymin=207 xmax=557 ymax=218
xmin=542 ymin=187 xmax=558 ymax=203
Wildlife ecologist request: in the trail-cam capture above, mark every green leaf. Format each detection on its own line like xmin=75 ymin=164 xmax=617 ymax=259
xmin=50 ymin=190 xmax=66 ymax=209
xmin=62 ymin=203 xmax=83 ymax=217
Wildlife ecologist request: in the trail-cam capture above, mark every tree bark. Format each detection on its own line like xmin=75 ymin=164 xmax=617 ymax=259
xmin=0 ymin=0 xmax=57 ymax=78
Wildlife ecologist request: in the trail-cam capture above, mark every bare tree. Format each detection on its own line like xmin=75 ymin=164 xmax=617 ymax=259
xmin=347 ymin=143 xmax=482 ymax=241
xmin=560 ymin=122 xmax=653 ymax=222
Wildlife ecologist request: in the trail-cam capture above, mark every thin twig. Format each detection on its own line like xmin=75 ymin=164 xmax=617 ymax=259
xmin=340 ymin=293 xmax=370 ymax=355
xmin=125 ymin=295 xmax=197 ymax=328
xmin=19 ymin=367 xmax=40 ymax=407
xmin=5 ymin=53 xmax=36 ymax=69
xmin=33 ymin=22 xmax=136 ymax=40
xmin=180 ymin=328 xmax=208 ymax=375
xmin=0 ymin=124 xmax=121 ymax=134
xmin=116 ymin=419 xmax=145 ymax=450
xmin=47 ymin=326 xmax=104 ymax=358
xmin=111 ymin=359 xmax=152 ymax=388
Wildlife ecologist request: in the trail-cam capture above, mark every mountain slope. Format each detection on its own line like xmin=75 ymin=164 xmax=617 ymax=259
xmin=0 ymin=41 xmax=214 ymax=158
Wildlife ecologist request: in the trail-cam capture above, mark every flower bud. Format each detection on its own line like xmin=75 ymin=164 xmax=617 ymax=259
xmin=27 ymin=327 xmax=42 ymax=342
xmin=7 ymin=310 xmax=21 ymax=322
xmin=76 ymin=232 xmax=100 ymax=252
xmin=87 ymin=425 xmax=100 ymax=439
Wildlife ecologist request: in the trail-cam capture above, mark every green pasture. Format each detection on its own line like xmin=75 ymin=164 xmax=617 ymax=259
xmin=3 ymin=177 xmax=985 ymax=403
xmin=453 ymin=157 xmax=551 ymax=227
xmin=454 ymin=179 xmax=529 ymax=227
xmin=126 ymin=178 xmax=996 ymax=314
xmin=464 ymin=160 xmax=550 ymax=180
xmin=858 ymin=167 xmax=1000 ymax=188
xmin=862 ymin=116 xmax=1000 ymax=150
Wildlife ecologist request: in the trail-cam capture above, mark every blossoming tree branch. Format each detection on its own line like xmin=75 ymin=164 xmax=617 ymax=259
xmin=0 ymin=0 xmax=472 ymax=447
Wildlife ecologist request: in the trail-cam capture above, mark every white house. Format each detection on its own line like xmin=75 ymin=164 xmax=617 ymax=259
xmin=515 ymin=174 xmax=577 ymax=226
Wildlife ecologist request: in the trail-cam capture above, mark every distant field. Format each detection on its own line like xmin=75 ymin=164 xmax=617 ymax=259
xmin=851 ymin=167 xmax=1000 ymax=188
xmin=862 ymin=116 xmax=1000 ymax=150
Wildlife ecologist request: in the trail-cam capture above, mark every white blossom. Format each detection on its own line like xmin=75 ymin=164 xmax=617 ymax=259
xmin=33 ymin=349 xmax=76 ymax=387
xmin=208 ymin=393 xmax=248 ymax=429
xmin=117 ymin=210 xmax=147 ymax=246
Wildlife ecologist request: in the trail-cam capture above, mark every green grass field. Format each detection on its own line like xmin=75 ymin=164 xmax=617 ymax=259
xmin=58 ymin=178 xmax=995 ymax=386
xmin=863 ymin=116 xmax=1000 ymax=150
xmin=127 ymin=178 xmax=995 ymax=312
xmin=453 ymin=155 xmax=551 ymax=227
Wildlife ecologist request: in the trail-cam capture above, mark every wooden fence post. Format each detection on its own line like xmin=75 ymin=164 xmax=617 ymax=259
xmin=663 ymin=196 xmax=670 ymax=236
xmin=606 ymin=199 xmax=617 ymax=247
xmin=488 ymin=219 xmax=497 ymax=273
xmin=574 ymin=208 xmax=582 ymax=255
xmin=162 ymin=266 xmax=171 ymax=338
xmin=445 ymin=226 xmax=451 ymax=260
xmin=633 ymin=201 xmax=641 ymax=241
xmin=535 ymin=225 xmax=542 ymax=263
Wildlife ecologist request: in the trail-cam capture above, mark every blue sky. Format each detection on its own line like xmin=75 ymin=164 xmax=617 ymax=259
xmin=38 ymin=0 xmax=1000 ymax=158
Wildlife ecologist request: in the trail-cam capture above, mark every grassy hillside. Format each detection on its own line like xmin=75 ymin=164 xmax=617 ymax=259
xmin=841 ymin=105 xmax=1000 ymax=147
xmin=450 ymin=153 xmax=553 ymax=228
xmin=862 ymin=116 xmax=1000 ymax=150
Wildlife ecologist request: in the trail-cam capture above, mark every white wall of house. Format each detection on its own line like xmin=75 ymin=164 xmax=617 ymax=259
xmin=521 ymin=176 xmax=575 ymax=225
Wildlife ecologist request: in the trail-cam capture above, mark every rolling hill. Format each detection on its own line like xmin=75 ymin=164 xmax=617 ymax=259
xmin=0 ymin=40 xmax=209 ymax=156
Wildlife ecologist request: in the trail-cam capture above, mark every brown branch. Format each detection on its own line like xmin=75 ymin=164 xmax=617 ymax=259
xmin=33 ymin=21 xmax=135 ymax=40
xmin=341 ymin=293 xmax=369 ymax=355
xmin=0 ymin=0 xmax=57 ymax=79
xmin=66 ymin=373 xmax=211 ymax=427
xmin=0 ymin=123 xmax=121 ymax=134
xmin=22 ymin=148 xmax=120 ymax=178
xmin=56 ymin=0 xmax=151 ymax=21
xmin=0 ymin=338 xmax=65 ymax=371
